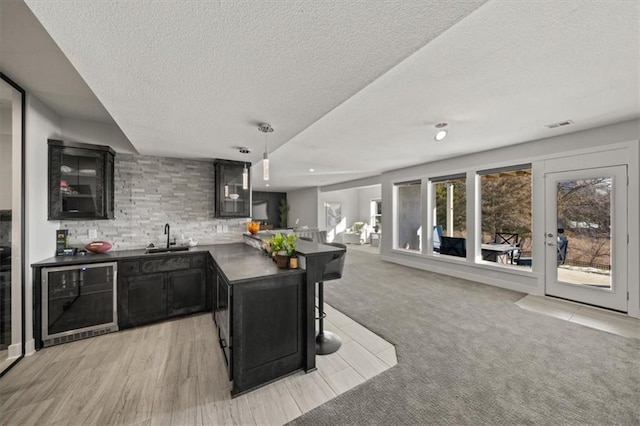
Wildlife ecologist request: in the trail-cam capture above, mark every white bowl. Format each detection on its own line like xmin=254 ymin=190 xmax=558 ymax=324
xmin=229 ymin=193 xmax=240 ymax=200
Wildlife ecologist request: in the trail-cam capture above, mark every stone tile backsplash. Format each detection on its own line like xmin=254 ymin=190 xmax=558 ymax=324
xmin=62 ymin=153 xmax=248 ymax=250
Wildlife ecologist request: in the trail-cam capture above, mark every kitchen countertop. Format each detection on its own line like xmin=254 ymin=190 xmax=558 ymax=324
xmin=243 ymin=232 xmax=345 ymax=256
xmin=31 ymin=243 xmax=305 ymax=284
xmin=32 ymin=237 xmax=344 ymax=284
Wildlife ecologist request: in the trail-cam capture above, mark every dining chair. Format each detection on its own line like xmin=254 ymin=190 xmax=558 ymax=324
xmin=494 ymin=232 xmax=519 ymax=264
xmin=440 ymin=236 xmax=466 ymax=258
xmin=557 ymin=237 xmax=568 ymax=265
xmin=433 ymin=225 xmax=443 ymax=253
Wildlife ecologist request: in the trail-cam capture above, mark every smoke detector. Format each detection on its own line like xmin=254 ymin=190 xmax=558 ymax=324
xmin=238 ymin=147 xmax=251 ymax=154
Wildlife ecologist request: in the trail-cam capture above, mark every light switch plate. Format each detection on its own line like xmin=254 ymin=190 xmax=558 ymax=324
xmin=88 ymin=229 xmax=98 ymax=239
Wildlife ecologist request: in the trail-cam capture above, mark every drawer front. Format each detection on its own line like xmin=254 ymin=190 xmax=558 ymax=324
xmin=119 ymin=260 xmax=140 ymax=276
xmin=141 ymin=256 xmax=191 ymax=273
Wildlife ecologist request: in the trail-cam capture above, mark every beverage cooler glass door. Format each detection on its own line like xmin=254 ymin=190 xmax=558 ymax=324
xmin=42 ymin=262 xmax=118 ymax=346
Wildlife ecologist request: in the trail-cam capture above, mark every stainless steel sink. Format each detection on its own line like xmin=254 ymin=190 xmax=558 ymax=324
xmin=145 ymin=246 xmax=190 ymax=254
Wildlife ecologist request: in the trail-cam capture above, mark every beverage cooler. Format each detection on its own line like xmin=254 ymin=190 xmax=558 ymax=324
xmin=41 ymin=262 xmax=118 ymax=347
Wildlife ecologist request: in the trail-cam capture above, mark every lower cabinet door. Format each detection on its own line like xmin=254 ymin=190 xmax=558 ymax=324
xmin=126 ymin=273 xmax=167 ymax=326
xmin=168 ymin=269 xmax=206 ymax=317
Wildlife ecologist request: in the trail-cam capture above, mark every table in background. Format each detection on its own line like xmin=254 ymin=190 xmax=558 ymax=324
xmin=481 ymin=243 xmax=516 ymax=263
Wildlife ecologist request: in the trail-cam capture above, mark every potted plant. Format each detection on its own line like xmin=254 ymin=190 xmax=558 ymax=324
xmin=284 ymin=233 xmax=299 ymax=268
xmin=279 ymin=199 xmax=289 ymax=229
xmin=266 ymin=233 xmax=297 ymax=268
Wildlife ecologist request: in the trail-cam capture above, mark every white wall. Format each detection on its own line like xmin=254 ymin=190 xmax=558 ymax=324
xmin=0 ymin=105 xmax=11 ymax=209
xmin=61 ymin=117 xmax=137 ymax=154
xmin=287 ymin=187 xmax=319 ymax=229
xmin=24 ymin=94 xmax=62 ymax=354
xmin=318 ymin=188 xmax=360 ymax=242
xmin=357 ymin=185 xmax=381 ymax=225
xmin=379 ymin=120 xmax=640 ymax=318
xmin=8 ymin=88 xmax=24 ymax=359
xmin=0 ymin=136 xmax=11 ymax=209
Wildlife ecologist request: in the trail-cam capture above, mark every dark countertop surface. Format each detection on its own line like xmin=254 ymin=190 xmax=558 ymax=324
xmin=32 ymin=235 xmax=344 ymax=284
xmin=31 ymin=245 xmax=213 ymax=267
xmin=243 ymin=232 xmax=345 ymax=256
xmin=207 ymin=243 xmax=304 ymax=284
xmin=31 ymin=242 xmax=307 ymax=284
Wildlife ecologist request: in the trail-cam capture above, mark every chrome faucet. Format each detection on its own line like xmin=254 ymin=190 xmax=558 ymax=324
xmin=164 ymin=223 xmax=170 ymax=248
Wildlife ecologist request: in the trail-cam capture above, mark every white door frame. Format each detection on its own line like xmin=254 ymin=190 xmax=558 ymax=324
xmin=544 ymin=165 xmax=628 ymax=312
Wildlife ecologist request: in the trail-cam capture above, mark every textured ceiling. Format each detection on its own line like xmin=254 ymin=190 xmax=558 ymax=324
xmin=14 ymin=1 xmax=640 ymax=191
xmin=1 ymin=1 xmax=112 ymax=122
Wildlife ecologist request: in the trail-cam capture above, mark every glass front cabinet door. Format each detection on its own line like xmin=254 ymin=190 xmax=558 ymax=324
xmin=214 ymin=159 xmax=251 ymax=218
xmin=48 ymin=139 xmax=115 ymax=220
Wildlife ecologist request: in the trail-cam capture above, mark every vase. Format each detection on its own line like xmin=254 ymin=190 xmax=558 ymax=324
xmin=275 ymin=254 xmax=290 ymax=269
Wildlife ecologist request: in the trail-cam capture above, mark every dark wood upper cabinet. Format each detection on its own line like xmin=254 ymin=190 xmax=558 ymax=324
xmin=214 ymin=159 xmax=251 ymax=218
xmin=48 ymin=139 xmax=115 ymax=220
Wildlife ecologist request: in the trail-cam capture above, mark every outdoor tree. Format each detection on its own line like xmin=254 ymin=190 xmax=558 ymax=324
xmin=481 ymin=172 xmax=532 ymax=249
xmin=556 ymin=178 xmax=611 ymax=267
xmin=434 ymin=180 xmax=466 ymax=236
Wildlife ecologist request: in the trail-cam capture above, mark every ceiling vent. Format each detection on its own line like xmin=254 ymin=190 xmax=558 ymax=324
xmin=545 ymin=120 xmax=574 ymax=129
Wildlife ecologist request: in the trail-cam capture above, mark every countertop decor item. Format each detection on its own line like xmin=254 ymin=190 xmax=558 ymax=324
xmin=266 ymin=233 xmax=297 ymax=268
xmin=85 ymin=240 xmax=112 ymax=253
xmin=247 ymin=221 xmax=260 ymax=234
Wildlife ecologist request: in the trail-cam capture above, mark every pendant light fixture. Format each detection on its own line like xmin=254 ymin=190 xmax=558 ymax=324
xmin=242 ymin=163 xmax=248 ymax=190
xmin=258 ymin=123 xmax=273 ymax=181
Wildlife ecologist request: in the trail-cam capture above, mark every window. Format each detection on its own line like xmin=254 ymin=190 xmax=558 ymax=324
xmin=431 ymin=175 xmax=467 ymax=257
xmin=479 ymin=165 xmax=532 ymax=267
xmin=395 ymin=181 xmax=421 ymax=251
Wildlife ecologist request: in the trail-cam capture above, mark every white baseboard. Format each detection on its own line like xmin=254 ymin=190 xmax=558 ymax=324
xmin=25 ymin=339 xmax=35 ymax=356
xmin=8 ymin=343 xmax=22 ymax=358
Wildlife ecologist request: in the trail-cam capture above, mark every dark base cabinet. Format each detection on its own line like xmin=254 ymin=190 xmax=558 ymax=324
xmin=118 ymin=254 xmax=208 ymax=329
xmin=168 ymin=269 xmax=206 ymax=316
xmin=214 ymin=267 xmax=306 ymax=396
xmin=124 ymin=273 xmax=167 ymax=326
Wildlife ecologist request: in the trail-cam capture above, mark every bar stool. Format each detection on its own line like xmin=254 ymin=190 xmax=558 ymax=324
xmin=316 ymin=242 xmax=346 ymax=355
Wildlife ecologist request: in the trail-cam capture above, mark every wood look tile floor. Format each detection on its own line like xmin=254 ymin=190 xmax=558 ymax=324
xmin=1 ymin=306 xmax=396 ymax=426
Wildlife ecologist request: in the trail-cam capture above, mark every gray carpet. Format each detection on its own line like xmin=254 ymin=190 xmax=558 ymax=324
xmin=291 ymin=249 xmax=640 ymax=425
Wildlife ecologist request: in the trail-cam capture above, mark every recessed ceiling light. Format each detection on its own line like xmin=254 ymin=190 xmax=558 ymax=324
xmin=265 ymin=183 xmax=270 ymax=187
xmin=434 ymin=123 xmax=449 ymax=142
xmin=309 ymin=168 xmax=315 ymax=172
xmin=435 ymin=130 xmax=448 ymax=141
xmin=434 ymin=123 xmax=448 ymax=141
